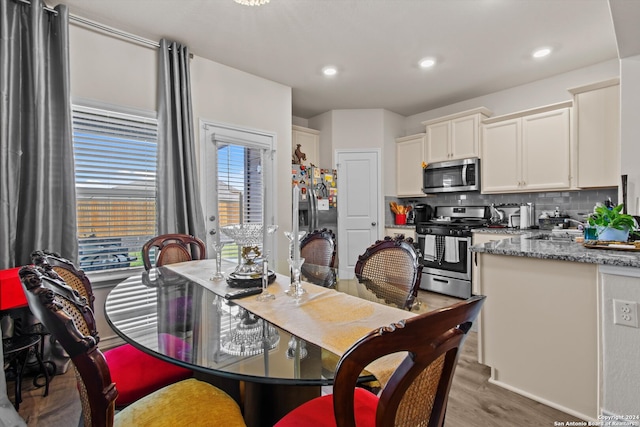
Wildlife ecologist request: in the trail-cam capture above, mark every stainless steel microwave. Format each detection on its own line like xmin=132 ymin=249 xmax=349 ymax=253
xmin=422 ymin=157 xmax=480 ymax=193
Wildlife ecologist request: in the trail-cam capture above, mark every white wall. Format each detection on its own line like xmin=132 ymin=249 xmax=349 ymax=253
xmin=404 ymin=59 xmax=620 ymax=135
xmin=620 ymin=55 xmax=640 ymax=216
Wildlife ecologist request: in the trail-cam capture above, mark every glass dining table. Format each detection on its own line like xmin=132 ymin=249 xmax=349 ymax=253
xmin=104 ymin=259 xmax=425 ymax=427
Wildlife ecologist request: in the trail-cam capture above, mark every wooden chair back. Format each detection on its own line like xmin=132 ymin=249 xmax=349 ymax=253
xmin=142 ymin=234 xmax=206 ymax=270
xmin=31 ymin=250 xmax=95 ymax=310
xmin=354 ymin=235 xmax=422 ymax=310
xmin=300 ymin=228 xmax=337 ymax=268
xmin=19 ymin=265 xmax=115 ymax=427
xmin=333 ymin=295 xmax=485 ymax=427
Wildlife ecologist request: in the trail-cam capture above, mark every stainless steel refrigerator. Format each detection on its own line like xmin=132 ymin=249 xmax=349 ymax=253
xmin=292 ymin=165 xmax=338 ymax=239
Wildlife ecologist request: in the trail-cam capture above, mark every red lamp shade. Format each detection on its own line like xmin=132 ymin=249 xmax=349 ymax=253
xmin=0 ymin=267 xmax=28 ymax=310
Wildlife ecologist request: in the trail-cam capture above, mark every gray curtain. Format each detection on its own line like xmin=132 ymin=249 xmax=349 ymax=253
xmin=0 ymin=0 xmax=77 ymax=269
xmin=157 ymin=39 xmax=206 ymax=241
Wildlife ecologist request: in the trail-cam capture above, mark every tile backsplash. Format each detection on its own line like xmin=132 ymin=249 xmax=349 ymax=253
xmin=386 ymin=188 xmax=618 ymax=225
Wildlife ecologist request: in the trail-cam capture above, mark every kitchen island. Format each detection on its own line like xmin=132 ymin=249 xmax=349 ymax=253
xmin=471 ymin=231 xmax=640 ymax=422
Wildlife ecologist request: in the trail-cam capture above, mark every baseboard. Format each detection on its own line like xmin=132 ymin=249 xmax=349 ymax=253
xmin=487 ymin=377 xmax=596 ymax=423
xmin=99 ymin=334 xmax=125 ymax=350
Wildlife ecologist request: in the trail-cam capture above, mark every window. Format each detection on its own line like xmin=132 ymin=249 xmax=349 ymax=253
xmin=72 ymin=104 xmax=158 ymax=272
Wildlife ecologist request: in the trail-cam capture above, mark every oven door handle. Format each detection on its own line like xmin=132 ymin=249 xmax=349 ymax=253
xmin=433 ymin=278 xmax=449 ymax=284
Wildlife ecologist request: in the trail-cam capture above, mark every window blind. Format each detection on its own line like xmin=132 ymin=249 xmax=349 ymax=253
xmin=72 ymin=105 xmax=158 ymax=272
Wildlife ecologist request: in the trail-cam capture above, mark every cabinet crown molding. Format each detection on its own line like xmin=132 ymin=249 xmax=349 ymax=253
xmin=292 ymin=125 xmax=320 ymax=135
xmin=395 ymin=133 xmax=425 ymax=143
xmin=482 ymin=101 xmax=572 ymax=124
xmin=421 ymin=107 xmax=492 ymax=126
xmin=568 ymin=78 xmax=620 ymax=95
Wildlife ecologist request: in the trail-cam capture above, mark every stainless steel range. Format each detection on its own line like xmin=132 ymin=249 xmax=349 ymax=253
xmin=416 ymin=206 xmax=490 ymax=299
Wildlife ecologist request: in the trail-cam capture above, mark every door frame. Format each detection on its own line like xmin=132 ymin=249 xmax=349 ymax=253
xmin=336 ymin=148 xmax=382 ymax=279
xmin=199 ymin=119 xmax=277 ymax=258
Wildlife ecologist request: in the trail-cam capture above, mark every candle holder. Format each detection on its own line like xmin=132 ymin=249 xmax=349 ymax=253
xmin=209 ymin=241 xmax=225 ymax=281
xmin=286 ymin=257 xmax=306 ymax=297
xmin=256 ymin=252 xmax=275 ymax=301
xmin=284 ymin=230 xmax=307 ymax=260
xmin=221 ymin=224 xmax=278 ymax=276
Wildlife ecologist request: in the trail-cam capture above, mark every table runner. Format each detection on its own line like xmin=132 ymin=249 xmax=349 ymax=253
xmin=166 ymin=259 xmax=417 ymax=387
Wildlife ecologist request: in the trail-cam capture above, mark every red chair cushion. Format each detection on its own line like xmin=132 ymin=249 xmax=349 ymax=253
xmin=274 ymin=387 xmax=379 ymax=427
xmin=104 ymin=343 xmax=192 ymax=406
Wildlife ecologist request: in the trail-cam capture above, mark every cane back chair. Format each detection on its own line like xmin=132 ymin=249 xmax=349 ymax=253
xmin=354 ymin=235 xmax=422 ymax=310
xmin=275 ymin=295 xmax=486 ymax=427
xmin=19 ymin=265 xmax=246 ymax=427
xmin=141 ymin=234 xmax=206 ymax=271
xmin=31 ymin=250 xmax=193 ymax=407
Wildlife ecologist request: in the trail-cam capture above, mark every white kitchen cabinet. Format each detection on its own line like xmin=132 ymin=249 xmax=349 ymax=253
xmin=395 ymin=133 xmax=426 ymax=197
xmin=569 ymin=79 xmax=620 ymax=188
xmin=423 ymin=107 xmax=492 ymax=163
xmin=292 ymin=125 xmax=320 ymax=167
xmin=481 ymin=103 xmax=572 ymax=193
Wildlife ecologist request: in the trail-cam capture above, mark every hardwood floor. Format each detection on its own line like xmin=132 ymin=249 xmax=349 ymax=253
xmin=7 ymin=290 xmax=583 ymax=426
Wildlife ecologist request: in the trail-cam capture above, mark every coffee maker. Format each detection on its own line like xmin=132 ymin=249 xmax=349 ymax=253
xmin=414 ymin=203 xmax=432 ymax=224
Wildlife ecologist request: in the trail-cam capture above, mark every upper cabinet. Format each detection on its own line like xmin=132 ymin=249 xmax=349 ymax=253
xmin=292 ymin=125 xmax=320 ymax=167
xmin=423 ymin=107 xmax=492 ymax=163
xmin=395 ymin=133 xmax=426 ymax=197
xmin=569 ymin=79 xmax=620 ymax=189
xmin=482 ymin=103 xmax=572 ymax=193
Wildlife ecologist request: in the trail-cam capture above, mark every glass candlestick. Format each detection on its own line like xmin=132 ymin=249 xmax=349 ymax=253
xmin=286 ymin=257 xmax=306 ymax=297
xmin=256 ymin=253 xmax=275 ymax=301
xmin=210 ymin=241 xmax=225 ymax=281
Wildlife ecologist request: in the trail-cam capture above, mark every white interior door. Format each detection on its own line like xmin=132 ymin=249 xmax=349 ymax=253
xmin=337 ymin=150 xmax=380 ymax=279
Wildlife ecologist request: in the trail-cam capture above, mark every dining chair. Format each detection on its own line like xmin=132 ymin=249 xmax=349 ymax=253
xmin=354 ymin=235 xmax=423 ymax=310
xmin=300 ymin=228 xmax=337 ymax=267
xmin=300 ymin=228 xmax=337 ymax=287
xmin=30 ymin=250 xmax=193 ymax=408
xmin=18 ymin=265 xmax=247 ymax=427
xmin=275 ymin=294 xmax=485 ymax=427
xmin=141 ymin=233 xmax=207 ymax=271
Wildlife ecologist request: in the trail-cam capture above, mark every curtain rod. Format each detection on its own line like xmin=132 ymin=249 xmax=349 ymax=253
xmin=16 ymin=0 xmax=58 ymax=15
xmin=70 ymin=14 xmax=160 ymax=49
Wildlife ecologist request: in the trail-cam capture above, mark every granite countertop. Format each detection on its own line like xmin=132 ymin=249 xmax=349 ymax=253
xmin=385 ymin=224 xmax=416 ymax=229
xmin=470 ymin=231 xmax=640 ymax=268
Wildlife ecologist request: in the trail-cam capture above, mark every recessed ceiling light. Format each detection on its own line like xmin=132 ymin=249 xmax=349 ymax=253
xmin=532 ymin=47 xmax=552 ymax=59
xmin=419 ymin=58 xmax=436 ymax=69
xmin=322 ymin=66 xmax=338 ymax=76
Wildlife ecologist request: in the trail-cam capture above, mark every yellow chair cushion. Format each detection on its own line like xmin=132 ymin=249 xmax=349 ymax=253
xmin=114 ymin=378 xmax=246 ymax=427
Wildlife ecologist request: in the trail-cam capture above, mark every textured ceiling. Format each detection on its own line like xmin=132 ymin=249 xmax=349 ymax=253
xmin=53 ymin=0 xmax=619 ymax=119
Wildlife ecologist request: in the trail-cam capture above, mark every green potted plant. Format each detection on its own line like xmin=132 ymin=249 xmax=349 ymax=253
xmin=587 ymin=203 xmax=636 ymax=241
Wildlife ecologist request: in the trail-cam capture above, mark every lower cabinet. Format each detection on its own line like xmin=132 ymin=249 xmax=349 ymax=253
xmin=384 ymin=227 xmax=416 ymax=241
xmin=477 ymin=254 xmax=598 ymax=420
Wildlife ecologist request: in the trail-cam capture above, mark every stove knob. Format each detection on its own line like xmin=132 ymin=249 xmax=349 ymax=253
xmin=457 ymin=230 xmax=464 ymax=236
xmin=449 ymin=229 xmax=455 ymax=235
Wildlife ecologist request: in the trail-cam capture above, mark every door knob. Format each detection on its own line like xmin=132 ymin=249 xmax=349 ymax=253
xmin=371 ymin=222 xmax=377 ymax=226
xmin=209 ymin=229 xmax=217 ymax=235
xmin=209 ymin=215 xmax=216 ymax=221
